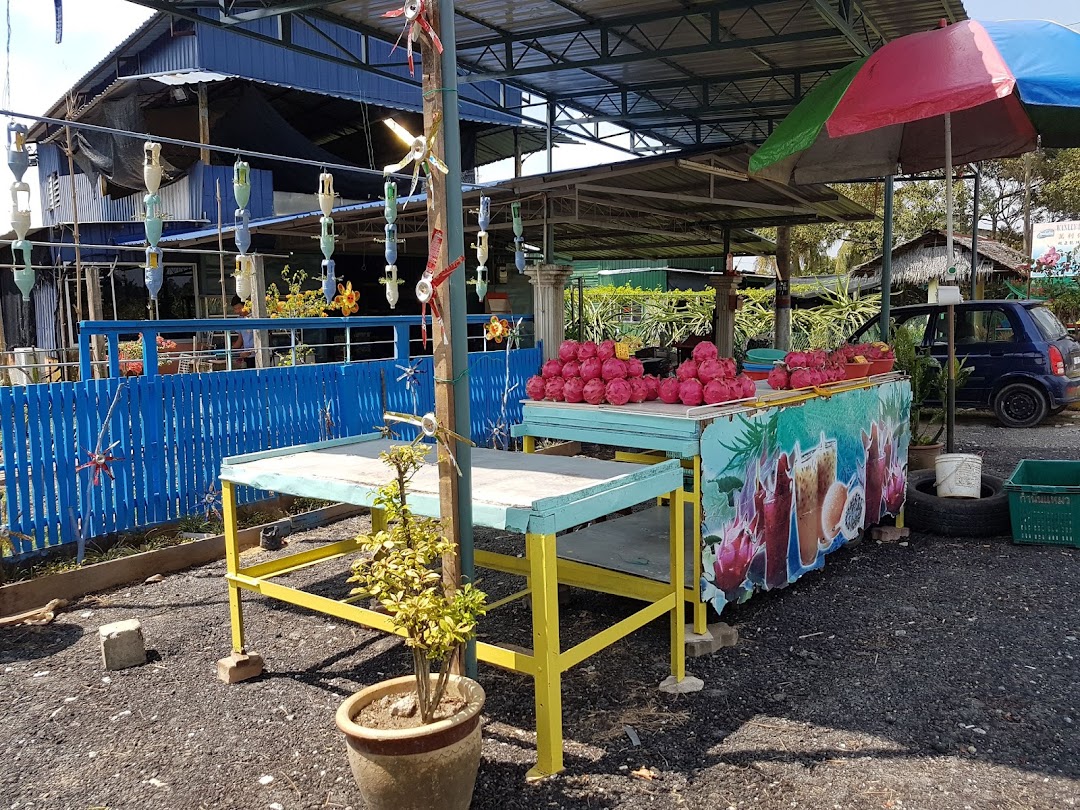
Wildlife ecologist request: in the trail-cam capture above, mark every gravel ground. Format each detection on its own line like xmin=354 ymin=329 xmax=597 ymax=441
xmin=2 ymin=414 xmax=1078 ymax=810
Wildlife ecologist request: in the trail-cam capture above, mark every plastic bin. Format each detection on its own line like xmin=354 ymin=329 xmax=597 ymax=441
xmin=1004 ymin=460 xmax=1080 ymax=548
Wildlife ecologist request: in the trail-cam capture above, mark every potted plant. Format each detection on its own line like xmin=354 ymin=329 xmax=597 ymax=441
xmin=892 ymin=324 xmax=970 ymax=470
xmin=336 ymin=444 xmax=487 ymax=810
xmin=117 ymin=335 xmax=178 ymax=376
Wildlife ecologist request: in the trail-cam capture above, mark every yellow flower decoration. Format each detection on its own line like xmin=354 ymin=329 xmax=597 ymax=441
xmin=484 ymin=316 xmax=510 ymax=343
xmin=334 ymin=281 xmax=360 ymax=316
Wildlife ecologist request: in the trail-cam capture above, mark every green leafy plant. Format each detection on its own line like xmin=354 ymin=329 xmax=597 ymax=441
xmin=892 ymin=322 xmax=972 ymax=445
xmin=347 ymin=445 xmax=486 ymax=724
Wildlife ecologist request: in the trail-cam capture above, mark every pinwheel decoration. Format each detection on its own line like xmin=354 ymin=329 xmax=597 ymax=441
xmin=334 ymin=281 xmax=360 ymax=315
xmin=395 ymin=360 xmax=426 ymax=415
xmin=484 ymin=316 xmax=511 ymax=344
xmin=383 ymin=411 xmax=475 ymax=477
xmin=416 ymin=228 xmax=464 ymax=348
xmin=383 ymin=0 xmax=443 ymax=76
xmin=76 ymin=442 xmax=123 ymax=486
xmin=383 ymin=113 xmax=449 ymax=201
xmin=74 ymin=384 xmax=126 ymax=563
xmin=200 ymin=485 xmax=223 ymax=523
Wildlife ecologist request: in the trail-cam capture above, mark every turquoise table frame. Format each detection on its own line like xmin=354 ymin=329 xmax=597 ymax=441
xmin=218 ymin=433 xmax=686 ymax=777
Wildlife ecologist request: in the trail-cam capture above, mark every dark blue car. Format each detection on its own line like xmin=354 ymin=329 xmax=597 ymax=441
xmin=851 ymin=300 xmax=1080 ymax=428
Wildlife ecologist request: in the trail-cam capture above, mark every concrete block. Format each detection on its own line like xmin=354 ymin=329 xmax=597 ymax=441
xmin=658 ymin=674 xmax=704 ymax=694
xmin=870 ymin=526 xmax=911 ymax=542
xmin=99 ymin=619 xmax=146 ymax=670
xmin=216 ymin=652 xmax=264 ymax=684
xmin=684 ymin=622 xmax=739 ymax=657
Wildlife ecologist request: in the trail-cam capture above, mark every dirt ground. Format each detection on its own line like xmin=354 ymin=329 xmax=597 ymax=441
xmin=2 ymin=413 xmax=1078 ymax=810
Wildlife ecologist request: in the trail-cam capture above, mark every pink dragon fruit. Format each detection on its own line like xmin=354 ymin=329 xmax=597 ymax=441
xmin=767 ymin=365 xmax=789 ymax=390
xmin=785 ymin=351 xmax=807 ymax=369
xmin=583 ymin=378 xmax=606 ymax=405
xmin=563 ymin=377 xmax=585 ymax=403
xmin=697 ymin=358 xmax=723 ymax=383
xmin=658 ymin=377 xmax=681 ymax=404
xmin=718 ymin=358 xmax=737 ymax=379
xmin=629 ymin=377 xmax=649 ymax=403
xmin=544 ymin=377 xmax=565 ymax=401
xmin=712 ymin=528 xmax=756 ymax=594
xmin=737 ymin=374 xmax=757 ymax=398
xmin=625 ymin=357 xmax=645 ymax=378
xmin=597 ymin=339 xmax=617 ymax=361
xmin=601 ymin=357 xmax=628 ymax=381
xmin=542 ymin=359 xmax=563 ymax=379
xmin=644 ymin=375 xmax=660 ymax=400
xmin=605 ymin=378 xmax=632 ymax=406
xmin=789 ymin=368 xmax=812 ymax=389
xmin=580 ymin=356 xmax=603 ymax=381
xmin=561 ymin=360 xmax=581 ymax=379
xmin=526 ymin=375 xmax=546 ymax=401
xmin=576 ymin=341 xmax=598 ymax=362
xmin=679 ymin=378 xmax=704 ymax=406
xmin=558 ymin=340 xmax=579 ymax=363
xmin=692 ymin=341 xmax=718 ymax=362
xmin=703 ymin=379 xmax=727 ymax=405
xmin=676 ymin=359 xmax=699 ymax=381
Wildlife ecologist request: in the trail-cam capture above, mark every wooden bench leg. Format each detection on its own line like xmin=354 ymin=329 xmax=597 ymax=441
xmin=526 ymin=531 xmax=563 ymax=779
xmin=668 ymin=488 xmax=686 ymax=681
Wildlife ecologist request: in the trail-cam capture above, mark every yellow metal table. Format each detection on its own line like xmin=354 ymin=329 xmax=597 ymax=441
xmin=218 ymin=433 xmax=687 ymax=777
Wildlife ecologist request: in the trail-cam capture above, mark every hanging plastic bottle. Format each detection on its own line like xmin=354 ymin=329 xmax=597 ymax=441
xmin=473 ymin=229 xmax=489 ymax=302
xmin=478 ymin=195 xmax=491 ymax=232
xmin=145 ymin=246 xmax=164 ymax=301
xmin=233 ymin=159 xmax=251 ymax=210
xmin=321 ymin=260 xmax=337 ymax=305
xmin=475 ymin=266 xmax=488 ymax=301
xmin=320 ymin=216 xmax=336 ymax=261
xmin=384 ymin=180 xmax=397 ymax=224
xmin=11 ymin=239 xmax=33 ymax=301
xmin=144 ymin=193 xmax=163 ymax=248
xmin=234 ymin=208 xmax=251 ymax=255
xmin=384 ymin=223 xmax=398 ymax=266
xmin=234 ymin=254 xmax=254 ymax=301
xmin=10 ymin=182 xmax=30 ymax=241
xmin=143 ymin=141 xmax=162 ymax=195
xmin=383 ymin=265 xmax=400 ymax=309
xmin=7 ymin=123 xmax=29 ymax=183
xmin=512 ymin=201 xmax=526 ymax=273
xmin=317 ymin=172 xmax=335 ymax=218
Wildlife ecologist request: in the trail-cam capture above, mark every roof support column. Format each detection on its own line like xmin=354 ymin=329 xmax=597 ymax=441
xmin=774 ymin=226 xmax=792 ymax=352
xmin=970 ymin=165 xmax=980 ymax=301
xmin=879 ymin=175 xmax=894 ymax=335
xmin=546 ymin=99 xmax=555 ymax=174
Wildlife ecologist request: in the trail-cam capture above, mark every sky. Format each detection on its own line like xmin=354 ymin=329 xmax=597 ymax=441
xmin=3 ymin=0 xmax=1078 ymax=221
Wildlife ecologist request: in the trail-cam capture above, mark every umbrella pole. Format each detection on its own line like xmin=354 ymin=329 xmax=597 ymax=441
xmin=944 ymin=112 xmax=957 ymax=454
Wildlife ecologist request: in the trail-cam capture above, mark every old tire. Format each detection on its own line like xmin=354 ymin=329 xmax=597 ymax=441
xmin=905 ymin=470 xmax=1011 ymax=538
xmin=994 ymin=382 xmax=1049 ymax=428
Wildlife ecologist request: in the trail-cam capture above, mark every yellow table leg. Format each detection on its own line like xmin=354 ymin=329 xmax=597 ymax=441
xmin=668 ymin=488 xmax=686 ymax=681
xmin=522 ymin=435 xmax=536 ymax=454
xmin=526 ymin=531 xmax=563 ymax=779
xmin=223 ymin=481 xmax=246 ymax=653
xmin=895 ymin=506 xmax=905 ymax=529
xmin=371 ymin=506 xmax=387 ymax=533
xmin=691 ymin=455 xmax=707 ymax=634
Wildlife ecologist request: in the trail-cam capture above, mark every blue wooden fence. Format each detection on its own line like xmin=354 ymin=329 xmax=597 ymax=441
xmin=0 ymin=347 xmax=541 ymax=560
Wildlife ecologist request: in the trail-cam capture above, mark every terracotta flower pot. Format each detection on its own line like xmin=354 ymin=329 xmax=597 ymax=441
xmin=336 ymin=674 xmax=484 ymax=810
xmin=908 ymin=442 xmax=943 ymax=472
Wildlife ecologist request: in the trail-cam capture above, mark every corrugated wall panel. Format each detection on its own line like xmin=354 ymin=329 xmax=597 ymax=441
xmin=47 ymin=173 xmax=196 ymax=226
xmin=139 ymin=30 xmax=200 ymax=74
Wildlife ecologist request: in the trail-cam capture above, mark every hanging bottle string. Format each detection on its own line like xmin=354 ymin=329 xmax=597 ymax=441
xmin=8 ymin=121 xmax=32 ymax=300
xmin=143 ymin=141 xmax=164 ymax=302
xmin=232 ymin=158 xmax=254 ymax=300
xmin=380 ymin=179 xmax=403 ymax=309
xmin=317 ymin=171 xmax=337 ymax=305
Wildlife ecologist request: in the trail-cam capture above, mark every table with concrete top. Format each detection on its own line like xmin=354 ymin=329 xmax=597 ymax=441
xmin=217 ymin=433 xmax=688 ymax=778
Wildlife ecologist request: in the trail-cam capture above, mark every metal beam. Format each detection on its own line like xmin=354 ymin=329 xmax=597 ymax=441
xmin=221 ymin=1 xmax=337 ymax=24
xmin=575 ymin=184 xmax=813 ymax=214
xmin=811 ymin=0 xmax=873 ymax=56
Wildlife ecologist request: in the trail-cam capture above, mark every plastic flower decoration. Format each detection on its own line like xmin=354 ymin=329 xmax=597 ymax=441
xmin=484 ymin=316 xmax=511 ymax=344
xmin=383 ymin=0 xmax=443 ymax=76
xmin=383 ymin=113 xmax=449 ymax=201
xmin=334 ymin=281 xmax=360 ymax=316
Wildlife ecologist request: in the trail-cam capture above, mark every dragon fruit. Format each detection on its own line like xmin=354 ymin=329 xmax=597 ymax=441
xmin=718 ymin=358 xmax=737 ymax=379
xmin=676 ymin=359 xmax=699 ymax=381
xmin=703 ymin=379 xmax=727 ymax=405
xmin=735 ymin=374 xmax=756 ymax=398
xmin=558 ymin=340 xmax=579 ymax=363
xmin=576 ymin=341 xmax=598 ymax=362
xmin=767 ymin=365 xmax=789 ymax=390
xmin=561 ymin=360 xmax=581 ymax=379
xmin=526 ymin=375 xmax=546 ymax=400
xmin=712 ymin=528 xmax=756 ymax=594
xmin=597 ymin=339 xmax=617 ymax=361
xmin=625 ymin=357 xmax=645 ymax=378
xmin=601 ymin=357 xmax=628 ymax=381
xmin=580 ymin=356 xmax=603 ymax=381
xmin=692 ymin=341 xmax=718 ymax=362
xmin=679 ymin=378 xmax=704 ymax=406
xmin=644 ymin=375 xmax=660 ymax=400
xmin=789 ymin=368 xmax=812 ymax=389
xmin=605 ymin=378 xmax=632 ymax=406
xmin=541 ymin=359 xmax=563 ymax=379
xmin=544 ymin=377 xmax=565 ymax=401
xmin=785 ymin=351 xmax=807 ymax=369
xmin=629 ymin=377 xmax=649 ymax=403
xmin=697 ymin=358 xmax=723 ymax=383
xmin=563 ymin=377 xmax=585 ymax=403
xmin=583 ymin=378 xmax=606 ymax=405
xmin=658 ymin=377 xmax=681 ymax=404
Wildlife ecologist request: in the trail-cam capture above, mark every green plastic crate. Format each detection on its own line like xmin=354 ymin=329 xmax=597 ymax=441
xmin=1004 ymin=460 xmax=1080 ymax=548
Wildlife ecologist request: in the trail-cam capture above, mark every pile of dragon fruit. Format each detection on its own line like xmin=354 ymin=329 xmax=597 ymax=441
xmin=767 ymin=349 xmax=845 ymax=391
xmin=524 ymin=340 xmax=660 ymax=406
xmin=526 ymin=339 xmax=756 ymax=407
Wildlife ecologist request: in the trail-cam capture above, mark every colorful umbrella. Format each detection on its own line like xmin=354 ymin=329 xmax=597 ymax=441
xmin=750 ymin=19 xmax=1080 ymax=185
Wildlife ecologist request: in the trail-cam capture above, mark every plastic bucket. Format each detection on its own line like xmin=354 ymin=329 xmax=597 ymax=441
xmin=935 ymin=453 xmax=983 ymax=499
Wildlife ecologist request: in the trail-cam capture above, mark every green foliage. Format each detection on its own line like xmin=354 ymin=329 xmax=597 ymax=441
xmin=265 ymin=266 xmax=329 ymax=318
xmin=347 ymin=445 xmax=486 ymax=724
xmin=892 ymin=322 xmax=972 ymax=445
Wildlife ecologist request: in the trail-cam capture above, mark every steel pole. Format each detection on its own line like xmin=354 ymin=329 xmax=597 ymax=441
xmin=970 ymin=165 xmax=981 ymax=301
xmin=880 ymin=176 xmax=894 ymax=336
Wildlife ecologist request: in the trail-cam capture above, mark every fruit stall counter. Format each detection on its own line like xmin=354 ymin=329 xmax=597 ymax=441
xmin=512 ymin=374 xmax=912 ymax=631
xmin=217 ymin=434 xmax=688 ymax=777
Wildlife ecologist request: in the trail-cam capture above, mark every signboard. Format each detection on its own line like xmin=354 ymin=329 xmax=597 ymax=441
xmin=1031 ymin=220 xmax=1080 ymax=277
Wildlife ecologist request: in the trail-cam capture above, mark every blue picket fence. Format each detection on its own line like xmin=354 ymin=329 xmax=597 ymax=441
xmin=0 ymin=347 xmax=541 ymax=560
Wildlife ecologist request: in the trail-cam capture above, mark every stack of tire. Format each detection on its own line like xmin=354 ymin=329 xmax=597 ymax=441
xmin=904 ymin=470 xmax=1011 ymax=537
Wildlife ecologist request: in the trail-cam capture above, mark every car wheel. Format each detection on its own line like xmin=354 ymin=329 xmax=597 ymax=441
xmin=993 ymin=382 xmax=1049 ymax=428
xmin=904 ymin=470 xmax=1012 ymax=538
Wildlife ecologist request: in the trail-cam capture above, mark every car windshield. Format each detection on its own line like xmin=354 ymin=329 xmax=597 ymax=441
xmin=1028 ymin=306 xmax=1068 ymax=341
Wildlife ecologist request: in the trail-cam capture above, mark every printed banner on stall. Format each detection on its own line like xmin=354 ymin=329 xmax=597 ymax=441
xmin=699 ymin=380 xmax=912 ymax=616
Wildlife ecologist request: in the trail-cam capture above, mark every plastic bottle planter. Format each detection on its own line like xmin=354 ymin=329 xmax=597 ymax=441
xmin=145 ymin=246 xmax=164 ymax=301
xmin=382 ymin=264 xmax=401 ymax=308
xmin=320 ymin=216 xmax=336 ymax=261
xmin=11 ymin=238 xmax=33 ymax=301
xmin=144 ymin=193 xmax=163 ymax=247
xmin=473 ymin=231 xmax=489 ymax=302
xmin=512 ymin=201 xmax=525 ymax=273
xmin=233 ymin=159 xmax=251 ymax=210
xmin=143 ymin=141 xmax=162 ymax=195
xmin=234 ymin=208 xmax=252 ymax=255
xmin=321 ymin=259 xmax=337 ymax=305
xmin=234 ymin=254 xmax=254 ymax=301
xmin=317 ymin=172 xmax=335 ymax=218
xmin=10 ymin=182 xmax=31 ymax=241
xmin=381 ymin=181 xmax=401 ymax=308
xmin=384 ymin=180 xmax=398 ymax=224
xmin=7 ymin=123 xmax=29 ymax=183
xmin=384 ymin=223 xmax=398 ymax=266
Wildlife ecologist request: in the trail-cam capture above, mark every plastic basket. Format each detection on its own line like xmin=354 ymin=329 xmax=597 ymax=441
xmin=1003 ymin=460 xmax=1080 ymax=548
xmin=746 ymin=348 xmax=787 ymax=364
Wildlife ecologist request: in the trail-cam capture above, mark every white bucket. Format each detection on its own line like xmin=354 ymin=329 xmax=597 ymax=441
xmin=935 ymin=453 xmax=983 ymax=499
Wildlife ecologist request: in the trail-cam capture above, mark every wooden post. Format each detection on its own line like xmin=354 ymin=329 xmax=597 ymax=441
xmin=774 ymin=226 xmax=792 ymax=352
xmin=249 ymin=254 xmax=271 ymax=369
xmin=197 ymin=83 xmax=210 ymax=165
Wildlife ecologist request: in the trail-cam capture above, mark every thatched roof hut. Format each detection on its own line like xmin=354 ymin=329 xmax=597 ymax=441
xmin=853 ymin=230 xmax=1028 ymax=287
